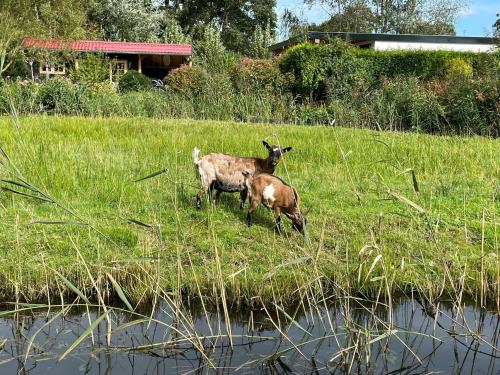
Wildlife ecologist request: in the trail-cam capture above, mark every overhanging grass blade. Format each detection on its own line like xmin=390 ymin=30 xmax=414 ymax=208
xmin=0 ymin=187 xmax=53 ymax=203
xmin=106 ymin=273 xmax=133 ymax=312
xmin=24 ymin=307 xmax=68 ymax=362
xmin=54 ymin=271 xmax=90 ymax=305
xmin=274 ymin=304 xmax=312 ymax=337
xmin=59 ymin=310 xmax=109 ymax=361
xmin=31 ymin=221 xmax=88 ymax=226
xmin=134 ymin=168 xmax=168 ymax=182
xmin=0 ymin=179 xmax=38 ymax=192
xmin=387 ymin=190 xmax=425 ymax=214
xmin=127 ymin=218 xmax=152 ymax=228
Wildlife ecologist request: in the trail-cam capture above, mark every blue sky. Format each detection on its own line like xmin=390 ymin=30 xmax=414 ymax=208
xmin=276 ymin=0 xmax=499 ymax=37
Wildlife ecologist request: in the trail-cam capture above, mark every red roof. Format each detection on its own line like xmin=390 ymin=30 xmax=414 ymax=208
xmin=22 ymin=39 xmax=192 ymax=55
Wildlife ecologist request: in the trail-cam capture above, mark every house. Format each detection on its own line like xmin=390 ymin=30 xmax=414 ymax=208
xmin=270 ymin=32 xmax=498 ymax=55
xmin=22 ymin=39 xmax=192 ymax=82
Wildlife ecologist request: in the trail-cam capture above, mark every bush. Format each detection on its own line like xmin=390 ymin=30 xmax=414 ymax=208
xmin=118 ymin=70 xmax=151 ymax=93
xmin=229 ymin=57 xmax=289 ymax=94
xmin=280 ymin=40 xmax=376 ymax=101
xmin=443 ymin=79 xmax=500 ymax=136
xmin=443 ymin=58 xmax=473 ymax=83
xmin=0 ymin=80 xmax=40 ymax=114
xmin=69 ymin=54 xmax=109 ymax=87
xmin=369 ymin=77 xmax=445 ymax=133
xmin=194 ymin=23 xmax=237 ymax=73
xmin=164 ymin=65 xmax=209 ymax=95
xmin=36 ymin=78 xmax=91 ymax=115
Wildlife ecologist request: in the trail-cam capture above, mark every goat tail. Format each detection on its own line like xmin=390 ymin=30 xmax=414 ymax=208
xmin=192 ymin=147 xmax=201 ymax=165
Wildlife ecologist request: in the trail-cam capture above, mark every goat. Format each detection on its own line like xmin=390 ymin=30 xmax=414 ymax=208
xmin=192 ymin=141 xmax=292 ymax=209
xmin=243 ymin=172 xmax=307 ymax=234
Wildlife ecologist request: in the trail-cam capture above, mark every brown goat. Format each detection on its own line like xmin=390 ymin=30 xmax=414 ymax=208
xmin=243 ymin=172 xmax=306 ymax=234
xmin=193 ymin=141 xmax=292 ymax=209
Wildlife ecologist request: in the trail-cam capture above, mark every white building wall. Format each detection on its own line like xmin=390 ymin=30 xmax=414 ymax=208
xmin=373 ymin=40 xmax=496 ymax=52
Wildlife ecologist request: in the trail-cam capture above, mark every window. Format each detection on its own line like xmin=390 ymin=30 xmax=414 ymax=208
xmin=109 ymin=59 xmax=128 ymax=82
xmin=40 ymin=63 xmax=66 ymax=75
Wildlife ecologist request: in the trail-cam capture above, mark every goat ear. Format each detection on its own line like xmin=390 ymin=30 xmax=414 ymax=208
xmin=262 ymin=141 xmax=271 ymax=150
xmin=282 ymin=146 xmax=292 ymax=153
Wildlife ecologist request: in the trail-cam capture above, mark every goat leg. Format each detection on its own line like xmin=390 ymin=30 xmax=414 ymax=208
xmin=239 ymin=189 xmax=248 ymax=210
xmin=215 ymin=190 xmax=222 ymax=205
xmin=274 ymin=208 xmax=282 ymax=233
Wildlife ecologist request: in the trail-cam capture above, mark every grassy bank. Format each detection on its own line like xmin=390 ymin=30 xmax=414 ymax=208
xmin=0 ymin=116 xmax=498 ymax=307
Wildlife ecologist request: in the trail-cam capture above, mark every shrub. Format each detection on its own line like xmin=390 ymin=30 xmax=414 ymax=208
xmin=229 ymin=57 xmax=289 ymax=94
xmin=69 ymin=53 xmax=109 ymax=87
xmin=369 ymin=77 xmax=445 ymax=133
xmin=443 ymin=79 xmax=500 ymax=136
xmin=36 ymin=78 xmax=91 ymax=115
xmin=164 ymin=65 xmax=209 ymax=96
xmin=118 ymin=70 xmax=151 ymax=93
xmin=0 ymin=80 xmax=40 ymax=114
xmin=280 ymin=43 xmax=330 ymax=100
xmin=443 ymin=58 xmax=473 ymax=83
xmin=194 ymin=23 xmax=237 ymax=73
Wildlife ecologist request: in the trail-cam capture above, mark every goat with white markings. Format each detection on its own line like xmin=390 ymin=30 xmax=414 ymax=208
xmin=192 ymin=141 xmax=292 ymax=209
xmin=243 ymin=172 xmax=307 ymax=234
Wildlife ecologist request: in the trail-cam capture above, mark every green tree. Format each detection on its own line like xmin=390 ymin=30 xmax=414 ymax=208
xmin=494 ymin=14 xmax=500 ymax=38
xmin=88 ymin=0 xmax=163 ymax=42
xmin=316 ymin=1 xmax=377 ymax=33
xmin=249 ymin=21 xmax=273 ymax=58
xmin=1 ymin=0 xmax=95 ymax=79
xmin=166 ymin=0 xmax=277 ymax=53
xmin=163 ymin=11 xmax=192 ymax=44
xmin=193 ymin=23 xmax=236 ymax=73
xmin=304 ymin=0 xmax=462 ymax=35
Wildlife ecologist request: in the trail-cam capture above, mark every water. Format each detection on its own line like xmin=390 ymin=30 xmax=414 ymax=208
xmin=0 ymin=299 xmax=498 ymax=374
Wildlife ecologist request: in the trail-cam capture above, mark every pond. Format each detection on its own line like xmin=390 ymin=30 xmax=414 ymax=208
xmin=0 ymin=298 xmax=498 ymax=374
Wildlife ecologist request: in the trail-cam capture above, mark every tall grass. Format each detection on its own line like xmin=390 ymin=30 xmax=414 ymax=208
xmin=0 ymin=115 xmax=498 ymax=308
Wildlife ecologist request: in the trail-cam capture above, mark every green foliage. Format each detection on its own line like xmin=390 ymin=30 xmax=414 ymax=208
xmin=118 ymin=70 xmax=151 ymax=93
xmin=229 ymin=57 xmax=289 ymax=94
xmin=163 ymin=12 xmax=192 ymax=44
xmin=88 ymin=0 xmax=163 ymax=42
xmin=68 ymin=54 xmax=109 ymax=87
xmin=443 ymin=58 xmax=473 ymax=83
xmin=279 ymin=43 xmax=330 ymax=100
xmin=249 ymin=21 xmax=273 ymax=58
xmin=305 ymin=0 xmax=460 ymax=35
xmin=164 ymin=65 xmax=209 ymax=95
xmin=194 ymin=24 xmax=237 ymax=73
xmin=369 ymin=77 xmax=446 ymax=133
xmin=173 ymin=0 xmax=277 ymax=53
xmin=36 ymin=78 xmax=91 ymax=114
xmin=442 ymin=79 xmax=500 ymax=136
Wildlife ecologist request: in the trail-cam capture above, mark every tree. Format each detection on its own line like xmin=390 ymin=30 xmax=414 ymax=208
xmin=304 ymin=0 xmax=462 ymax=35
xmin=163 ymin=11 xmax=192 ymax=44
xmin=494 ymin=14 xmax=500 ymax=38
xmin=0 ymin=0 xmax=95 ymax=79
xmin=165 ymin=0 xmax=277 ymax=53
xmin=316 ymin=1 xmax=377 ymax=33
xmin=193 ymin=23 xmax=236 ymax=73
xmin=249 ymin=21 xmax=273 ymax=58
xmin=279 ymin=8 xmax=309 ymax=39
xmin=88 ymin=0 xmax=163 ymax=42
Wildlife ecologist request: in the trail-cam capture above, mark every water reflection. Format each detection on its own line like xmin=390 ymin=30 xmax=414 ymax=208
xmin=0 ymin=299 xmax=498 ymax=374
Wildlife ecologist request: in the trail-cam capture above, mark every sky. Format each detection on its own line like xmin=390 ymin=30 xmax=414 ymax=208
xmin=276 ymin=0 xmax=499 ymax=37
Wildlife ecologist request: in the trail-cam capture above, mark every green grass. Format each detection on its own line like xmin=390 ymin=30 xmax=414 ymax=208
xmin=0 ymin=116 xmax=498 ymax=306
